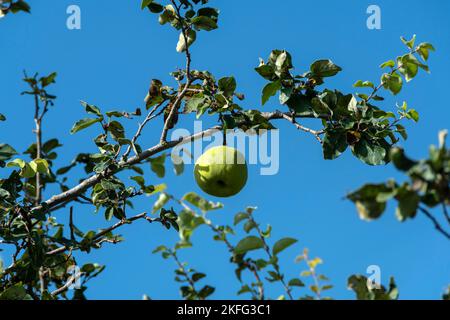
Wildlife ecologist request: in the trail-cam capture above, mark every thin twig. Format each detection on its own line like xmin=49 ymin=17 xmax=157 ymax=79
xmin=174 ymin=198 xmax=265 ymax=300
xmin=46 ymin=212 xmax=157 ymax=256
xmin=32 ymin=126 xmax=221 ymax=213
xmin=302 ymin=251 xmax=322 ymax=300
xmin=122 ymin=101 xmax=165 ymax=161
xmin=50 ymin=272 xmax=84 ymax=297
xmin=442 ymin=204 xmax=450 ymax=225
xmin=69 ymin=206 xmax=75 ymax=242
xmin=39 ymin=266 xmax=46 ymax=296
xmin=247 ymin=212 xmax=294 ymax=300
xmin=366 ymin=47 xmax=419 ymax=102
xmin=171 ymin=250 xmax=203 ymax=299
xmin=34 ymin=111 xmax=328 ymax=214
xmin=160 ymin=0 xmax=192 ymax=143
xmin=33 ymin=93 xmax=44 ymax=205
xmin=279 ymin=111 xmax=324 ymax=143
xmin=419 ymin=206 xmax=450 ymax=240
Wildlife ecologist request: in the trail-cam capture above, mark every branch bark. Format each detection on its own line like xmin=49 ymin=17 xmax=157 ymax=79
xmin=32 ymin=126 xmax=221 ymax=214
xmin=33 ymin=94 xmax=43 ymax=205
xmin=46 ymin=211 xmax=161 ymax=256
xmin=160 ymin=0 xmax=192 ymax=144
xmin=247 ymin=211 xmax=294 ymax=300
xmin=122 ymin=101 xmax=165 ymax=161
xmin=174 ymin=197 xmax=265 ymax=300
xmin=32 ymin=110 xmax=323 ymax=214
xmin=419 ymin=206 xmax=450 ymax=240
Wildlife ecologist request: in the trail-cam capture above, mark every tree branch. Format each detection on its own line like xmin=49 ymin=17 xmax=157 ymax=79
xmin=419 ymin=206 xmax=450 ymax=240
xmin=279 ymin=111 xmax=324 ymax=143
xmin=122 ymin=101 xmax=165 ymax=161
xmin=160 ymin=0 xmax=192 ymax=144
xmin=442 ymin=204 xmax=450 ymax=226
xmin=171 ymin=250 xmax=203 ymax=299
xmin=33 ymin=109 xmax=325 ymax=214
xmin=50 ymin=272 xmax=83 ymax=297
xmin=33 ymin=93 xmax=43 ymax=205
xmin=32 ymin=126 xmax=221 ymax=213
xmin=247 ymin=212 xmax=294 ymax=300
xmin=172 ymin=197 xmax=265 ymax=299
xmin=366 ymin=47 xmax=419 ymax=102
xmin=46 ymin=211 xmax=161 ymax=256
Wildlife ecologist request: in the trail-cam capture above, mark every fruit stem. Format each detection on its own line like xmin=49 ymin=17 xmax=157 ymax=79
xmin=219 ymin=114 xmax=227 ymax=146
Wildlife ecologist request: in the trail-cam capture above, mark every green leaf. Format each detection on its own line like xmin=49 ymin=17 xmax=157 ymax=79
xmin=0 ymin=144 xmax=17 ymax=161
xmin=7 ymin=159 xmax=36 ymax=178
xmin=400 ymin=34 xmax=416 ymax=49
xmin=29 ymin=159 xmax=49 ymax=174
xmin=288 ymin=278 xmax=305 ymax=287
xmin=353 ymin=80 xmax=375 ymax=89
xmin=234 ymin=212 xmax=249 ymax=225
xmin=311 ymin=97 xmax=331 ymax=116
xmin=395 ymin=124 xmax=408 ymax=140
xmin=273 ymin=237 xmax=297 ymax=255
xmin=255 ymin=65 xmax=275 ymax=81
xmin=243 ymin=220 xmax=257 ymax=233
xmin=9 ymin=1 xmax=31 ymax=14
xmin=191 ymin=16 xmax=218 ymax=31
xmin=176 ymin=29 xmax=197 ymax=53
xmin=152 ymin=245 xmax=168 ymax=254
xmin=149 ymin=154 xmax=166 ymax=178
xmin=147 ymin=3 xmax=164 ymax=13
xmin=158 ymin=4 xmax=176 ymax=25
xmin=70 ymin=118 xmax=102 ymax=134
xmin=6 ymin=158 xmax=26 ymax=169
xmin=442 ymin=286 xmax=450 ymax=300
xmin=184 ymin=93 xmax=207 ymax=114
xmin=197 ymin=7 xmax=219 ymax=20
xmin=355 ymin=200 xmax=386 ymax=221
xmin=42 ymin=139 xmax=62 ymax=153
xmin=237 ymin=285 xmax=252 ymax=295
xmin=416 ymin=42 xmax=435 ymax=61
xmin=397 ymin=54 xmax=420 ymax=82
xmin=81 ymin=101 xmax=102 ymax=117
xmin=0 ymin=284 xmax=32 ymax=300
xmin=395 ymin=187 xmax=419 ymax=221
xmin=146 ymin=183 xmax=166 ymax=195
xmin=279 ymin=86 xmax=293 ymax=105
xmin=152 ymin=192 xmax=170 ymax=214
xmin=406 ymin=109 xmax=419 ymax=122
xmin=310 ymin=59 xmax=342 ymax=77
xmin=380 ymin=60 xmax=395 ymax=69
xmin=381 ymin=73 xmax=403 ymax=95
xmin=352 ymin=138 xmax=388 ymax=166
xmin=107 ymin=120 xmax=125 ymax=140
xmin=198 ymin=285 xmax=215 ymax=299
xmin=348 ymin=275 xmax=398 ymax=300
xmin=0 ymin=113 xmax=5 ymax=121
xmin=39 ymin=72 xmax=57 ymax=87
xmin=234 ymin=236 xmax=264 ymax=255
xmin=322 ymin=130 xmax=348 ymax=160
xmin=390 ymin=147 xmax=416 ymax=171
xmin=347 ymin=183 xmax=392 ymax=221
xmin=261 ymin=81 xmax=281 ymax=105
xmin=104 ymin=207 xmax=114 ymax=221
xmin=141 ymin=0 xmax=154 ymax=10
xmin=130 ymin=176 xmax=145 ymax=188
xmin=218 ymin=76 xmax=236 ymax=97
xmin=192 ymin=272 xmax=206 ymax=282
xmin=272 ymin=50 xmax=292 ymax=73
xmin=182 ymin=192 xmax=223 ymax=212
xmin=171 ymin=154 xmax=184 ymax=176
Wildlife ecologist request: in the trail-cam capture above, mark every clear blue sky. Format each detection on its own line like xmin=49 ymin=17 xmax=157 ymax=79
xmin=1 ymin=0 xmax=449 ymax=299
